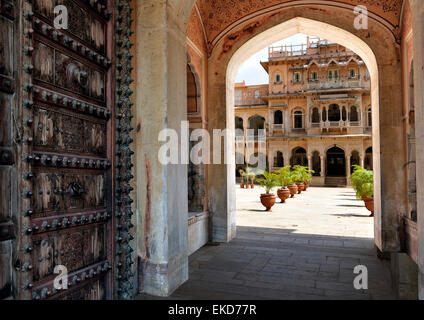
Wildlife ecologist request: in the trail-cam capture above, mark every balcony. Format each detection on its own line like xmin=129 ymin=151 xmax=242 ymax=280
xmin=306 ymin=79 xmax=363 ymax=91
xmin=308 ymin=121 xmax=371 ymax=135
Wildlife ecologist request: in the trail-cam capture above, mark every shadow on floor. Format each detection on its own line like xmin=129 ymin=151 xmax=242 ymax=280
xmin=137 ymin=226 xmax=395 ymax=300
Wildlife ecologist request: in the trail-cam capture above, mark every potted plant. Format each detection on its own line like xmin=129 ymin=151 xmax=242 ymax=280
xmin=239 ymin=169 xmax=246 ymax=188
xmin=292 ymin=165 xmax=305 ymax=194
xmin=303 ymin=167 xmax=314 ymax=191
xmin=275 ymin=166 xmax=292 ymax=203
xmin=287 ymin=169 xmax=298 ymax=198
xmin=247 ymin=169 xmax=256 ymax=189
xmin=256 ymin=171 xmax=278 ymax=211
xmin=351 ymin=165 xmax=374 ymax=217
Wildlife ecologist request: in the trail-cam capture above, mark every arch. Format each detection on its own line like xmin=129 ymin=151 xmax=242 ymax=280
xmin=311 ymin=151 xmax=321 ymax=176
xmin=235 ymin=116 xmax=244 ymax=130
xmin=328 ymin=104 xmax=341 ymax=122
xmin=274 ymin=110 xmax=283 ymax=124
xmin=365 ymin=147 xmax=373 ymax=170
xmin=350 ymin=150 xmax=360 ymax=174
xmin=187 ymin=63 xmax=201 ymax=115
xmin=248 ymin=114 xmax=265 ymax=136
xmin=326 ymin=146 xmax=346 ymax=177
xmin=291 ymin=147 xmax=308 ymax=167
xmin=311 ymin=107 xmax=320 ymax=123
xmin=274 ymin=151 xmax=284 ymax=168
xmin=350 ymin=106 xmax=359 ymax=122
xmin=217 ymin=15 xmax=399 ymax=253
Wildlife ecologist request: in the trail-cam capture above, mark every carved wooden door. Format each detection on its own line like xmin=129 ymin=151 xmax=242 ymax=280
xmin=0 ymin=0 xmax=135 ymax=300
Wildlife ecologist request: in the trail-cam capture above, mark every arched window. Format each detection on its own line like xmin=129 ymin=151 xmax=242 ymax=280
xmin=274 ymin=151 xmax=284 ymax=168
xmin=349 ymin=68 xmax=356 ymax=79
xmin=248 ymin=115 xmax=265 ymax=136
xmin=311 ymin=107 xmax=320 ymax=123
xmin=275 ymin=74 xmax=281 ymax=83
xmin=350 ymin=106 xmax=359 ymax=122
xmin=328 ymin=104 xmax=341 ymax=122
xmin=311 ymin=71 xmax=318 ymax=81
xmin=254 ymin=90 xmax=260 ymax=99
xmin=274 ymin=110 xmax=283 ymax=124
xmin=367 ymin=107 xmax=372 ymax=127
xmin=293 ymin=110 xmax=303 ymax=129
xmin=322 ymin=107 xmax=327 ymax=122
xmin=235 ymin=117 xmax=244 ymax=137
xmin=342 ymin=106 xmax=347 ymax=121
xmin=291 ymin=147 xmax=308 ymax=166
xmin=365 ymin=147 xmax=373 ymax=170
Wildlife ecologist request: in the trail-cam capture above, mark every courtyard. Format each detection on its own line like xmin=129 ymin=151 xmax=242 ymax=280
xmin=139 ymin=187 xmax=395 ymax=300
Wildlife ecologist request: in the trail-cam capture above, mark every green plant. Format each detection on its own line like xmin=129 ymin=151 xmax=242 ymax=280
xmin=256 ymin=171 xmax=278 ymax=194
xmin=275 ymin=166 xmax=293 ymax=188
xmin=350 ymin=165 xmax=374 ymax=198
xmin=239 ymin=169 xmax=247 ymax=184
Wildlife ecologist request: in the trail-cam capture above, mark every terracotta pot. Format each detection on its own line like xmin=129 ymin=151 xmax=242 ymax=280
xmin=245 ymin=184 xmax=250 ymax=189
xmin=362 ymin=196 xmax=374 ymax=217
xmin=260 ymin=194 xmax=276 ymax=212
xmin=250 ymin=184 xmax=254 ymax=189
xmin=277 ymin=188 xmax=291 ymax=203
xmin=288 ymin=184 xmax=298 ymax=198
xmin=240 ymin=184 xmax=245 ymax=189
xmin=303 ymin=182 xmax=309 ymax=191
xmin=296 ymin=182 xmax=305 ymax=194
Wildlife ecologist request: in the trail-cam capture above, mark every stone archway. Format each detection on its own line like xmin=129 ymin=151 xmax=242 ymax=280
xmin=134 ymin=1 xmax=422 ymax=297
xmin=215 ymin=15 xmax=402 ymax=256
xmin=326 ymin=147 xmax=346 ymax=177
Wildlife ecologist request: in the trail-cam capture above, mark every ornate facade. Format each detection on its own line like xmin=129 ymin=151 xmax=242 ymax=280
xmin=235 ymin=37 xmax=373 ymax=186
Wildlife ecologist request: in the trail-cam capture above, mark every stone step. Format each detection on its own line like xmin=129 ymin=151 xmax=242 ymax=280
xmin=325 ymin=176 xmax=347 ymax=187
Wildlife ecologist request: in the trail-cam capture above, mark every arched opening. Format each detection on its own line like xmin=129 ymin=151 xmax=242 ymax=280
xmin=365 ymin=147 xmax=373 ymax=170
xmin=293 ymin=110 xmax=304 ymax=129
xmin=274 ymin=151 xmax=284 ymax=168
xmin=322 ymin=107 xmax=327 ymax=122
xmin=326 ymin=146 xmax=346 ymax=177
xmin=350 ymin=106 xmax=359 ymax=122
xmin=350 ymin=150 xmax=360 ymax=174
xmin=248 ymin=115 xmax=265 ymax=136
xmin=187 ymin=64 xmax=199 ymax=113
xmin=235 ymin=116 xmax=244 ymax=133
xmin=274 ymin=110 xmax=283 ymax=124
xmin=311 ymin=107 xmax=320 ymax=124
xmin=312 ymin=151 xmax=321 ymax=176
xmin=407 ymin=60 xmax=416 ymax=222
xmin=328 ymin=104 xmax=341 ymax=122
xmin=291 ymin=147 xmax=308 ymax=167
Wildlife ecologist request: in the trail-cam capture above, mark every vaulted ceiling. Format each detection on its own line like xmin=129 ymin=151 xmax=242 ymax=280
xmin=195 ymin=0 xmax=404 ymax=44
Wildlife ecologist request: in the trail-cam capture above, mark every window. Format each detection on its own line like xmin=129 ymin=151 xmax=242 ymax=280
xmin=367 ymin=108 xmax=372 ymax=127
xmin=328 ymin=104 xmax=341 ymax=122
xmin=294 ymin=110 xmax=303 ymax=128
xmin=322 ymin=107 xmax=327 ymax=122
xmin=274 ymin=151 xmax=284 ymax=167
xmin=329 ymin=69 xmax=339 ymax=79
xmin=311 ymin=71 xmax=318 ymax=81
xmin=342 ymin=106 xmax=347 ymax=121
xmin=349 ymin=68 xmax=356 ymax=79
xmin=254 ymin=90 xmax=260 ymax=99
xmin=311 ymin=107 xmax=320 ymax=123
xmin=274 ymin=110 xmax=283 ymax=124
xmin=293 ymin=72 xmax=301 ymax=83
xmin=275 ymin=74 xmax=281 ymax=83
xmin=350 ymin=106 xmax=359 ymax=122
xmin=235 ymin=90 xmax=242 ymax=104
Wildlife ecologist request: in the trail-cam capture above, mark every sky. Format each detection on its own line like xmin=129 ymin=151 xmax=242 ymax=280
xmin=235 ymin=34 xmax=309 ymax=85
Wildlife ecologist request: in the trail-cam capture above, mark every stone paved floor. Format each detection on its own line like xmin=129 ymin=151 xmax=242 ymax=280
xmin=138 ymin=187 xmax=396 ymax=300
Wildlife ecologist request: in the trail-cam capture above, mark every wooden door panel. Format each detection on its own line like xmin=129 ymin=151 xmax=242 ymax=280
xmin=1 ymin=0 xmax=134 ymax=300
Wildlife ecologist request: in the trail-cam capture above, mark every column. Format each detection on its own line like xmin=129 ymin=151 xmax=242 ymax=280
xmin=346 ymin=155 xmax=351 ymax=179
xmin=320 ymin=156 xmax=325 ymax=177
xmin=136 ymin=1 xmax=188 ymax=296
xmin=360 ymin=154 xmax=365 ymax=168
xmin=307 ymin=155 xmax=312 ymax=171
xmin=411 ymin=0 xmax=424 ymax=300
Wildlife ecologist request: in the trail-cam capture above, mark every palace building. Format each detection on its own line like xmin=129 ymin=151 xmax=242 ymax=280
xmin=234 ymin=37 xmax=373 ymax=186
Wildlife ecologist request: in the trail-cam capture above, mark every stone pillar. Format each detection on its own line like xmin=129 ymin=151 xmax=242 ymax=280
xmin=391 ymin=253 xmax=419 ymax=300
xmin=320 ymin=156 xmax=325 ymax=177
xmin=411 ymin=0 xmax=424 ymax=300
xmin=360 ymin=154 xmax=365 ymax=168
xmin=307 ymin=155 xmax=312 ymax=171
xmin=346 ymin=155 xmax=351 ymax=178
xmin=135 ymin=1 xmax=188 ymax=296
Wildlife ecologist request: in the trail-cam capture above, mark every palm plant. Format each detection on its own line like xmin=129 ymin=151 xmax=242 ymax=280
xmin=351 ymin=165 xmax=374 ymax=198
xmin=256 ymin=171 xmax=278 ymax=194
xmin=275 ymin=166 xmax=293 ymax=188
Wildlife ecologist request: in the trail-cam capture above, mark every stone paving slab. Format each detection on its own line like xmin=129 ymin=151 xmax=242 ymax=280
xmin=138 ymin=187 xmax=396 ymax=300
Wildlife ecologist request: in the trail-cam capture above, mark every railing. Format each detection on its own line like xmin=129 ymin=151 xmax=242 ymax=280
xmin=291 ymin=128 xmax=306 ymax=134
xmin=271 ymin=124 xmax=284 ymax=130
xmin=308 ymin=121 xmax=364 ymax=128
xmin=306 ymin=80 xmax=363 ymax=90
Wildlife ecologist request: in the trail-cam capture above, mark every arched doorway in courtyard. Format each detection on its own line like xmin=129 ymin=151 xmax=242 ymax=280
xmin=136 ymin=0 xmax=423 ymax=298
xmin=326 ymin=147 xmax=346 ymax=177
